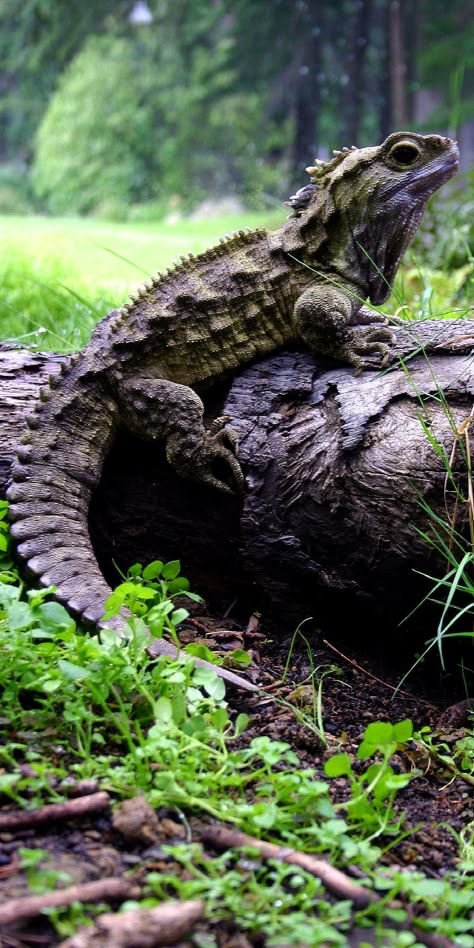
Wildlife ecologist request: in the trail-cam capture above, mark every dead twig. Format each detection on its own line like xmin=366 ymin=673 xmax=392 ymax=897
xmin=322 ymin=639 xmax=438 ymax=708
xmin=411 ymin=930 xmax=459 ymax=948
xmin=257 ymin=678 xmax=288 ymax=693
xmin=200 ymin=824 xmax=457 ymax=948
xmin=58 ymin=899 xmax=204 ymax=948
xmin=0 ymin=878 xmax=138 ymax=928
xmin=200 ymin=823 xmax=373 ymax=908
xmin=0 ymin=791 xmax=110 ymax=832
xmin=421 ymin=743 xmax=474 ymax=789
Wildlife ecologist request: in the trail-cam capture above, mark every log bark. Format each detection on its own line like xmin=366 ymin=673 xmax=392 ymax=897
xmin=1 ymin=321 xmax=473 ymax=634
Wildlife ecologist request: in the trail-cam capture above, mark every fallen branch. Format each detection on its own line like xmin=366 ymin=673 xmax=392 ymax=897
xmin=58 ymin=899 xmax=204 ymax=948
xmin=3 ymin=327 xmax=474 ymax=631
xmin=0 ymin=878 xmax=138 ymax=928
xmin=200 ymin=824 xmax=456 ymax=948
xmin=0 ymin=791 xmax=111 ymax=831
xmin=200 ymin=823 xmax=373 ymax=908
xmin=322 ymin=639 xmax=438 ymax=708
xmin=411 ymin=931 xmax=458 ymax=948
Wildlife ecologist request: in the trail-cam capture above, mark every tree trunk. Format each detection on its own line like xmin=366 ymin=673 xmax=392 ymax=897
xmin=403 ymin=0 xmax=420 ymax=125
xmin=1 ymin=321 xmax=473 ymax=634
xmin=288 ymin=0 xmax=323 ymax=186
xmin=389 ymin=0 xmax=407 ymax=127
xmin=343 ymin=0 xmax=373 ymax=146
xmin=374 ymin=0 xmax=391 ymax=140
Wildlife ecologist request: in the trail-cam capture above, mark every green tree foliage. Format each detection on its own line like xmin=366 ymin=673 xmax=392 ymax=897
xmin=32 ymin=20 xmax=283 ymax=215
xmin=1 ymin=0 xmax=473 ymax=216
xmin=32 ymin=35 xmax=156 ymax=215
xmin=0 ymin=0 xmax=131 ymax=161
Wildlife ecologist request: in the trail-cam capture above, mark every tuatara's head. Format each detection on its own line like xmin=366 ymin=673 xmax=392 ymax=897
xmin=288 ymin=131 xmax=459 ymax=305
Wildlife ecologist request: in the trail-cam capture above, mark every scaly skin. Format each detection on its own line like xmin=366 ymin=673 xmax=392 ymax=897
xmin=7 ymin=132 xmax=459 ymax=689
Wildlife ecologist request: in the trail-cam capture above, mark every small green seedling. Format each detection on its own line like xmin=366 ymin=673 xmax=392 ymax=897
xmin=103 ymin=558 xmax=202 ymax=648
xmin=324 ymin=720 xmax=416 ymax=839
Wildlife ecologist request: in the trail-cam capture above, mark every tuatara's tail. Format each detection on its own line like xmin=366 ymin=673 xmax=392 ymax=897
xmin=7 ymin=361 xmax=257 ymax=691
xmin=7 ymin=360 xmax=121 ymax=622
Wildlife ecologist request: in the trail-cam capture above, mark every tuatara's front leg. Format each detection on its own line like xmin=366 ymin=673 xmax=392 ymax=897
xmin=350 ymin=305 xmax=405 ymax=328
xmin=293 ymin=284 xmax=396 ymax=370
xmin=117 ymin=375 xmax=244 ymax=493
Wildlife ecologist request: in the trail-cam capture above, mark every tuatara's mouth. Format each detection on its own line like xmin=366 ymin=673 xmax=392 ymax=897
xmin=407 ymin=154 xmax=459 ymax=194
xmin=444 ymin=156 xmax=460 ymax=173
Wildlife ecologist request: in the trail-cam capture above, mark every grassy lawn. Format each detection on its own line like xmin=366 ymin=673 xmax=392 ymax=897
xmin=0 ymin=212 xmax=285 ymax=289
xmin=0 ymin=211 xmax=283 ymax=351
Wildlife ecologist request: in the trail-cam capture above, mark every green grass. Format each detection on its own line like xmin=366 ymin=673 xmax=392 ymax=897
xmin=0 ymin=213 xmax=284 ymax=288
xmin=0 ymin=211 xmax=283 ymax=351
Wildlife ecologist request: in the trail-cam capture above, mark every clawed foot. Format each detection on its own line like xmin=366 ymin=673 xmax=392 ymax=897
xmin=201 ymin=417 xmax=244 ymax=493
xmin=340 ymin=326 xmax=397 ymax=371
xmin=170 ymin=417 xmax=244 ymax=494
xmin=350 ymin=308 xmax=405 ymax=329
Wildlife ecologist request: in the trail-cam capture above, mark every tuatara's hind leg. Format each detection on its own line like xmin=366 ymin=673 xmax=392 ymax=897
xmin=117 ymin=375 xmax=243 ymax=493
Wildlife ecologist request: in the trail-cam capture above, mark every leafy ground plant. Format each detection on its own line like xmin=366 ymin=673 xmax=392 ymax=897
xmin=1 ymin=542 xmax=473 ymax=943
xmin=132 ymin=844 xmax=474 ymax=947
xmin=103 ymin=558 xmax=251 ymax=669
xmin=416 ymin=721 xmax=474 ymax=786
xmin=103 ymin=558 xmax=203 ymax=650
xmin=323 ymin=720 xmax=416 ymax=841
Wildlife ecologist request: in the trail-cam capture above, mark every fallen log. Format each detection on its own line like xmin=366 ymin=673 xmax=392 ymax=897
xmin=0 ymin=320 xmax=473 ymax=638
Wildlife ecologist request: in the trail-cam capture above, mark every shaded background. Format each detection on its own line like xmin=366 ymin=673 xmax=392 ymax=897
xmin=0 ymin=0 xmax=473 ymax=221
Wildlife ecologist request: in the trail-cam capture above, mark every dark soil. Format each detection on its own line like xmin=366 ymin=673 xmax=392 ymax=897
xmin=0 ymin=609 xmax=473 ymax=948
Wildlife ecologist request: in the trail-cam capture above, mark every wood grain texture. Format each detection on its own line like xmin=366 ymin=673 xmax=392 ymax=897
xmin=1 ymin=319 xmax=473 ymax=634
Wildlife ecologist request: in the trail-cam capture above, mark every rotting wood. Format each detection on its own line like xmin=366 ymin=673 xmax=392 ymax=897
xmin=0 ymin=321 xmax=473 ymax=631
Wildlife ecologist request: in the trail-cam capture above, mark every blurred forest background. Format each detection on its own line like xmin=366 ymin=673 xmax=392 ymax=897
xmin=0 ymin=0 xmax=473 ymax=221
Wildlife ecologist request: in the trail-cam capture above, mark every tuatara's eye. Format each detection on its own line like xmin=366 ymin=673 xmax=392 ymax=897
xmin=389 ymin=142 xmax=421 ymax=167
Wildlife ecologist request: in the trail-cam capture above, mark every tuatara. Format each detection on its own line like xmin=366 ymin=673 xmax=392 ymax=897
xmin=7 ymin=132 xmax=459 ymax=689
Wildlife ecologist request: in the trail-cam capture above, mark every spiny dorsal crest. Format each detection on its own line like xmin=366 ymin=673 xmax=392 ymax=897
xmin=284 ymin=144 xmax=360 ymax=216
xmin=305 ymin=144 xmax=359 ymax=183
xmin=116 ymin=227 xmax=265 ymax=315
